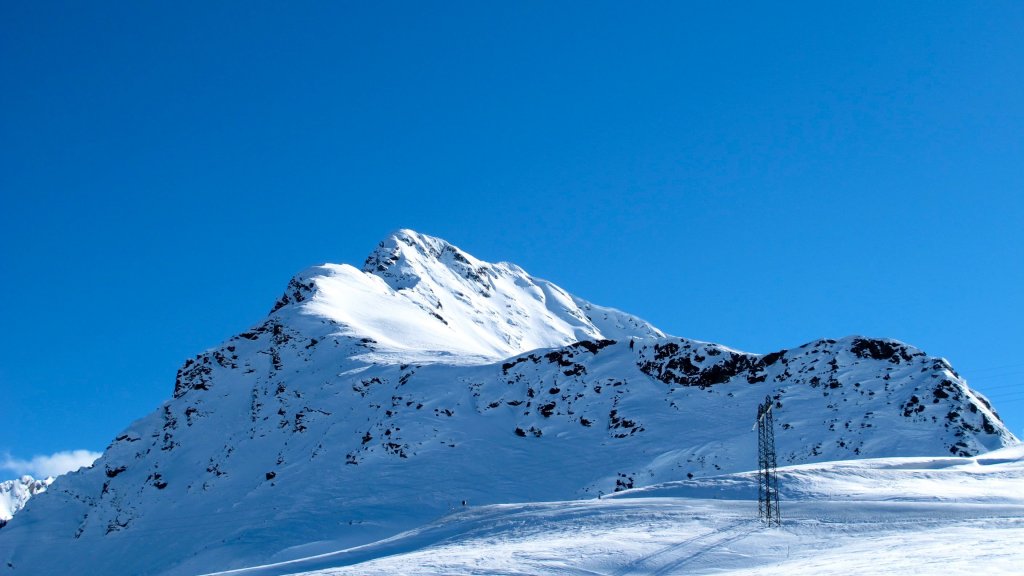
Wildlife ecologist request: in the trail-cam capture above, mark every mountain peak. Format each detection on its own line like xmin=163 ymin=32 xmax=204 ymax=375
xmin=363 ymin=229 xmax=447 ymax=270
xmin=362 ymin=229 xmax=490 ymax=292
xmin=0 ymin=476 xmax=52 ymax=527
xmin=268 ymin=230 xmax=663 ymax=364
xmin=374 ymin=228 xmax=457 ymax=257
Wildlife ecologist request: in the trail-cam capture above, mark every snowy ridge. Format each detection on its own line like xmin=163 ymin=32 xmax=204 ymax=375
xmin=0 ymin=477 xmax=52 ymax=528
xmin=0 ymin=230 xmax=1017 ymax=575
xmin=271 ymin=229 xmax=663 ymax=364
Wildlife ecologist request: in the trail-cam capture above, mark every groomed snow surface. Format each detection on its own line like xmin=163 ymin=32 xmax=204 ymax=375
xmin=212 ymin=445 xmax=1024 ymax=576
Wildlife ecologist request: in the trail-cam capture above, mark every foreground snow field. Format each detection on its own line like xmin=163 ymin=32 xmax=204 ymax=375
xmin=212 ymin=445 xmax=1024 ymax=576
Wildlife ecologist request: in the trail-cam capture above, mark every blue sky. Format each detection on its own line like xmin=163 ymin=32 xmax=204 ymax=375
xmin=2 ymin=2 xmax=1023 ymax=471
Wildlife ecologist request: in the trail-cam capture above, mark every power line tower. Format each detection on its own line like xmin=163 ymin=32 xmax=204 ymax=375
xmin=756 ymin=395 xmax=781 ymax=526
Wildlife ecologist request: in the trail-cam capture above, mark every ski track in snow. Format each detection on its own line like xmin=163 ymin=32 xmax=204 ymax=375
xmin=212 ymin=498 xmax=1024 ymax=576
xmin=211 ymin=446 xmax=1024 ymax=576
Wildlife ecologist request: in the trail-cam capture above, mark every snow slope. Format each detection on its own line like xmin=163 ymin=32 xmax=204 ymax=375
xmin=214 ymin=445 xmax=1024 ymax=576
xmin=0 ymin=230 xmax=1017 ymax=575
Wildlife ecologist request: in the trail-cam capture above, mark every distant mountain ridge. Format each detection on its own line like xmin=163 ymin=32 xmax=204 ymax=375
xmin=0 ymin=476 xmax=52 ymax=529
xmin=0 ymin=230 xmax=1016 ymax=576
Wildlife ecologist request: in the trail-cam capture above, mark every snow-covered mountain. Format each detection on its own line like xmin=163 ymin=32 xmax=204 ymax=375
xmin=0 ymin=230 xmax=1017 ymax=575
xmin=0 ymin=477 xmax=52 ymax=529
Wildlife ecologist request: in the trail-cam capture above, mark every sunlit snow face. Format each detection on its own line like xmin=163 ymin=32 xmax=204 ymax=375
xmin=295 ymin=230 xmax=663 ymax=363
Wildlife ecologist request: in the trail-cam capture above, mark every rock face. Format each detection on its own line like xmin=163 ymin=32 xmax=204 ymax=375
xmin=0 ymin=477 xmax=52 ymax=529
xmin=0 ymin=230 xmax=1016 ymax=576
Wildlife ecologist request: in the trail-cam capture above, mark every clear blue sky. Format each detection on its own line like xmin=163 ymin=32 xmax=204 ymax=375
xmin=2 ymin=2 xmax=1023 ymax=465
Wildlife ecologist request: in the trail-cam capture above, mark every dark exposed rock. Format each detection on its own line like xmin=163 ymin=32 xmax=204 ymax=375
xmin=569 ymin=339 xmax=616 ymax=354
xmin=545 ymin=350 xmax=576 ymax=367
xmin=850 ymin=338 xmax=914 ymax=364
xmin=270 ymin=278 xmax=316 ymax=314
xmin=105 ymin=466 xmax=127 ymax=478
xmin=502 ymin=354 xmax=540 ymax=374
xmin=638 ymin=342 xmax=756 ymax=388
xmin=563 ymin=364 xmax=586 ymax=377
xmin=761 ymin=350 xmax=787 ymax=367
xmin=174 ymin=355 xmax=213 ymax=398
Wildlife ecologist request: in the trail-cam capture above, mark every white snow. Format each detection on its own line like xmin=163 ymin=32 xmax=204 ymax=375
xmin=211 ymin=446 xmax=1024 ymax=575
xmin=0 ymin=476 xmax=52 ymax=524
xmin=0 ymin=230 xmax=1018 ymax=576
xmin=300 ymin=229 xmax=663 ymax=364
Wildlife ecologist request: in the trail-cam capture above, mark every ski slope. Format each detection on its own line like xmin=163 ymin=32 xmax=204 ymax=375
xmin=212 ymin=445 xmax=1024 ymax=576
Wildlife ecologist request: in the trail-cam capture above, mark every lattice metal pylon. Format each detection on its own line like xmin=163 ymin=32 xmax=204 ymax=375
xmin=756 ymin=395 xmax=781 ymax=526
